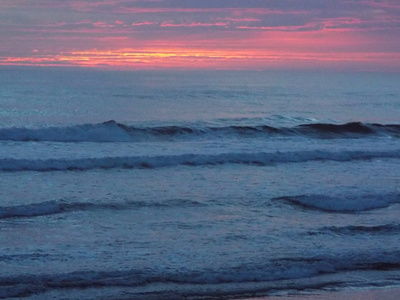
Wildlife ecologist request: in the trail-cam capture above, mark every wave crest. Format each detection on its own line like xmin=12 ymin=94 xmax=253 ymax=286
xmin=1 ymin=121 xmax=399 ymax=143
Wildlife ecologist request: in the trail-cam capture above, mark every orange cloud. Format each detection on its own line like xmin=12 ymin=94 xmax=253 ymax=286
xmin=93 ymin=21 xmax=115 ymax=28
xmin=2 ymin=46 xmax=400 ymax=71
xmin=161 ymin=22 xmax=228 ymax=28
xmin=131 ymin=21 xmax=157 ymax=26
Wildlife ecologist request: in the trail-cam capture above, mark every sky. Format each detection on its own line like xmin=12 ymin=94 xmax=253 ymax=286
xmin=1 ymin=0 xmax=400 ymax=71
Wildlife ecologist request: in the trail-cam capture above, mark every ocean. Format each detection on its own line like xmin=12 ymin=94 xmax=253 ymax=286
xmin=0 ymin=67 xmax=400 ymax=299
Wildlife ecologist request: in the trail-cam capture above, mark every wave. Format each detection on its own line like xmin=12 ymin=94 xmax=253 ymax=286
xmin=1 ymin=120 xmax=399 ymax=142
xmin=5 ymin=192 xmax=399 ymax=220
xmin=0 ymin=198 xmax=205 ymax=220
xmin=274 ymin=193 xmax=400 ymax=213
xmin=0 ymin=201 xmax=63 ymax=219
xmin=1 ymin=251 xmax=400 ymax=299
xmin=321 ymin=224 xmax=400 ymax=235
xmin=1 ymin=149 xmax=400 ymax=172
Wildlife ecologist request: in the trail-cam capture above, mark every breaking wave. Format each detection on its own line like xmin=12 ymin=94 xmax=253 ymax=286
xmin=274 ymin=193 xmax=400 ymax=213
xmin=1 ymin=149 xmax=400 ymax=172
xmin=1 ymin=121 xmax=399 ymax=142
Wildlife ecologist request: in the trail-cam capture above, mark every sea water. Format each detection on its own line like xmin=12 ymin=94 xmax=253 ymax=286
xmin=0 ymin=67 xmax=400 ymax=299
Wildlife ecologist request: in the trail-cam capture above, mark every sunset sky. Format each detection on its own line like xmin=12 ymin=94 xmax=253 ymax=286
xmin=1 ymin=0 xmax=400 ymax=70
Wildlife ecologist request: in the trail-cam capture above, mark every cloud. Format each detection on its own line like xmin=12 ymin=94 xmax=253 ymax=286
xmin=1 ymin=0 xmax=399 ymax=70
xmin=131 ymin=21 xmax=158 ymax=26
xmin=160 ymin=22 xmax=228 ymax=28
xmin=3 ymin=45 xmax=400 ymax=71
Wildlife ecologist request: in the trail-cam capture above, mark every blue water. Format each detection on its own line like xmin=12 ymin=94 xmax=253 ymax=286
xmin=1 ymin=67 xmax=400 ymax=299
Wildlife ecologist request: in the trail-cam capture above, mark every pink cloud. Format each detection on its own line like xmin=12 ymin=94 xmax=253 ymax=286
xmin=72 ymin=5 xmax=306 ymax=16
